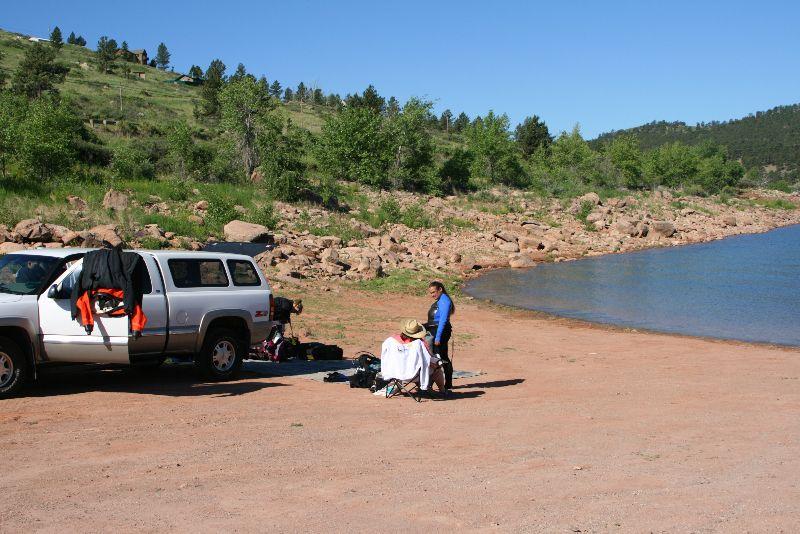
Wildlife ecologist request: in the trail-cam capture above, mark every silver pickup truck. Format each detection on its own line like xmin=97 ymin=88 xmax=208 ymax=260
xmin=0 ymin=248 xmax=276 ymax=398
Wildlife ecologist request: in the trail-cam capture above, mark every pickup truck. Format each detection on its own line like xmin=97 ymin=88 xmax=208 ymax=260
xmin=0 ymin=248 xmax=276 ymax=398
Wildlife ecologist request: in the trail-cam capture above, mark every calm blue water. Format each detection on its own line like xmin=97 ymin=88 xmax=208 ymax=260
xmin=465 ymin=225 xmax=800 ymax=346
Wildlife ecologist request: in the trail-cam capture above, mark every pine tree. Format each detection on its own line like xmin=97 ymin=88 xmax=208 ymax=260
xmin=296 ymin=82 xmax=307 ymax=102
xmin=361 ymin=85 xmax=385 ymax=114
xmin=313 ymin=88 xmax=324 ymax=105
xmin=155 ymin=42 xmax=170 ymax=70
xmin=269 ymin=80 xmax=282 ymax=99
xmin=283 ymin=88 xmax=294 ymax=102
xmin=49 ymin=27 xmax=63 ymax=49
xmin=439 ymin=109 xmax=453 ymax=132
xmin=95 ymin=36 xmax=118 ymax=73
xmin=75 ymin=35 xmax=86 ymax=47
xmin=199 ymin=59 xmax=226 ymax=117
xmin=188 ymin=65 xmax=203 ymax=78
xmin=67 ymin=31 xmax=76 ymax=45
xmin=231 ymin=63 xmax=247 ymax=81
xmin=12 ymin=43 xmax=69 ymax=98
xmin=121 ymin=41 xmax=129 ymax=52
xmin=453 ymin=112 xmax=469 ymax=133
xmin=514 ymin=115 xmax=552 ymax=157
xmin=258 ymin=76 xmax=270 ymax=97
xmin=386 ymin=96 xmax=400 ymax=117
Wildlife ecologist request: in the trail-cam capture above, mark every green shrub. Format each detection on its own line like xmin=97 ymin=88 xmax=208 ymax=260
xmin=205 ymin=194 xmax=238 ymax=232
xmin=248 ymin=202 xmax=279 ymax=228
xmin=111 ymin=144 xmax=153 ymax=180
xmin=575 ymin=200 xmax=596 ymax=231
xmin=138 ymin=236 xmax=164 ymax=249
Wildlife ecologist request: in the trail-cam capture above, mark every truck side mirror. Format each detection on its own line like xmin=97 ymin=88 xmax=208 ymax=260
xmin=47 ymin=285 xmax=59 ymax=299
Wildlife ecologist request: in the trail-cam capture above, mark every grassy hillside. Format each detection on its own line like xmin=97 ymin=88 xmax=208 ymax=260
xmin=0 ymin=28 xmax=331 ymax=134
xmin=592 ymin=104 xmax=800 ymax=178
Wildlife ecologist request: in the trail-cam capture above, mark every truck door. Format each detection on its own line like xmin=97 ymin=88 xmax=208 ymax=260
xmin=38 ymin=260 xmax=130 ymax=364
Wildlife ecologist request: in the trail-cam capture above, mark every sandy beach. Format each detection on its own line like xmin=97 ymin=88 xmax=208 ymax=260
xmin=1 ymin=286 xmax=798 ymax=532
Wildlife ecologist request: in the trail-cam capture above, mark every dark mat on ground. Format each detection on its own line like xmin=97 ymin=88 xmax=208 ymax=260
xmin=243 ymin=359 xmax=484 ymax=382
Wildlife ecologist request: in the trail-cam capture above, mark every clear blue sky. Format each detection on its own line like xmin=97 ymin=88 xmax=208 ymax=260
xmin=4 ymin=0 xmax=799 ymax=138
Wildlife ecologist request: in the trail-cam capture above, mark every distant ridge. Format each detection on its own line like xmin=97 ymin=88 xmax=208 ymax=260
xmin=592 ymin=103 xmax=800 ymax=175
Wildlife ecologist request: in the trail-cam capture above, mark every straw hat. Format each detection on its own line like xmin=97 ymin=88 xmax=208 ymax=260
xmin=401 ymin=319 xmax=427 ymax=339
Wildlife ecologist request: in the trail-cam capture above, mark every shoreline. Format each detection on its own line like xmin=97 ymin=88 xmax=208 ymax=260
xmin=460 ymin=222 xmax=800 ymax=351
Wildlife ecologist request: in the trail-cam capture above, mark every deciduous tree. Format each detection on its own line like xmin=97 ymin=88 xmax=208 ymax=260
xmin=465 ymin=111 xmax=524 ymax=186
xmin=18 ymin=96 xmax=80 ymax=181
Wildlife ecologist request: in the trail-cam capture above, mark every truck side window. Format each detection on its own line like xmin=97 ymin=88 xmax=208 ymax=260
xmin=227 ymin=260 xmax=261 ymax=286
xmin=168 ymin=259 xmax=229 ymax=288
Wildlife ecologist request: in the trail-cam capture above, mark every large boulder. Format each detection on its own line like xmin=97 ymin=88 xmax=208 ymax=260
xmin=14 ymin=219 xmax=53 ymax=243
xmin=223 ymin=220 xmax=273 ymax=243
xmin=493 ymin=229 xmax=518 ymax=243
xmin=497 ymin=241 xmax=520 ymax=253
xmin=613 ymin=220 xmax=638 ymax=237
xmin=102 ymin=189 xmax=129 ymax=211
xmin=721 ymin=214 xmax=737 ymax=227
xmin=508 ymin=254 xmax=536 ymax=269
xmin=83 ymin=224 xmax=125 ymax=247
xmin=650 ymin=221 xmax=675 ymax=238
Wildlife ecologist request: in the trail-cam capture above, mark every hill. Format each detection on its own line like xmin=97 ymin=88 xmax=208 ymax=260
xmin=0 ymin=28 xmax=329 ymax=133
xmin=592 ymin=104 xmax=800 ymax=178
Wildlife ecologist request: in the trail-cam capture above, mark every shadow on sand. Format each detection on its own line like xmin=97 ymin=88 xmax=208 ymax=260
xmin=452 ymin=378 xmax=525 ymax=390
xmin=22 ymin=364 xmax=285 ymax=398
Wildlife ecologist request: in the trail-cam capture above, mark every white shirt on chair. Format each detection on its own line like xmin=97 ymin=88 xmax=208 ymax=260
xmin=380 ymin=336 xmax=432 ymax=390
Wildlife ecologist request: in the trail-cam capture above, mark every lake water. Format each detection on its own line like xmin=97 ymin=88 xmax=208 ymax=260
xmin=465 ymin=224 xmax=800 ymax=346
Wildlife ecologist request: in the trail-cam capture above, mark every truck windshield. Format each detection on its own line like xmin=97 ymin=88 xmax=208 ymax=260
xmin=0 ymin=255 xmax=61 ymax=295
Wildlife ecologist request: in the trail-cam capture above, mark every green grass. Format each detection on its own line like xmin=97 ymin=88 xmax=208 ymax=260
xmin=752 ymin=198 xmax=797 ymax=210
xmin=296 ymin=211 xmax=368 ymax=243
xmin=354 ymin=268 xmax=463 ymax=297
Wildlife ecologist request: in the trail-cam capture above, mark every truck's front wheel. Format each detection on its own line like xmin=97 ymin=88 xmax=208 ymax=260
xmin=0 ymin=337 xmax=27 ymax=398
xmin=196 ymin=328 xmax=245 ymax=380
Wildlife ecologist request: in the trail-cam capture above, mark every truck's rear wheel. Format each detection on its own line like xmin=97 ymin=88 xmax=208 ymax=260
xmin=0 ymin=337 xmax=27 ymax=398
xmin=196 ymin=328 xmax=245 ymax=380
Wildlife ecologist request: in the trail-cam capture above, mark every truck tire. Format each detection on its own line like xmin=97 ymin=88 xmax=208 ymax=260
xmin=0 ymin=336 xmax=27 ymax=398
xmin=196 ymin=328 xmax=245 ymax=380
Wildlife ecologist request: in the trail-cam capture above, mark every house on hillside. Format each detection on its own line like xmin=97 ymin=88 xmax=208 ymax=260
xmin=167 ymin=74 xmax=204 ymax=86
xmin=117 ymin=48 xmax=149 ymax=65
xmin=131 ymin=49 xmax=148 ymax=65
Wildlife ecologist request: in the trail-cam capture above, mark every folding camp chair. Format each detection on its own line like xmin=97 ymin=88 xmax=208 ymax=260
xmin=384 ymin=356 xmax=444 ymax=402
xmin=385 ymin=370 xmax=422 ymax=402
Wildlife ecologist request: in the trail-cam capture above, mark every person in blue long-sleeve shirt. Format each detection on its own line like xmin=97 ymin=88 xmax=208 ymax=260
xmin=425 ymin=281 xmax=455 ymax=390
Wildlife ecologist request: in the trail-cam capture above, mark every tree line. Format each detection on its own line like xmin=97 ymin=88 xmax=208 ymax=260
xmin=0 ymin=28 xmax=748 ymax=207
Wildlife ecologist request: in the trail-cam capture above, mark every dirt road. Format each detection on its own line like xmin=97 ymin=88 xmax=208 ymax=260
xmin=2 ymin=289 xmax=799 ymax=532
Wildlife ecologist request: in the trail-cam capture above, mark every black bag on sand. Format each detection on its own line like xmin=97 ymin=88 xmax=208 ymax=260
xmin=297 ymin=342 xmax=343 ymax=361
xmin=349 ymin=352 xmax=381 ymax=389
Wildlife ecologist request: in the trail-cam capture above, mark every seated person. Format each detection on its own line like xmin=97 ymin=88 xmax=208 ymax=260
xmin=380 ymin=319 xmax=445 ymax=395
xmin=15 ymin=260 xmax=47 ymax=285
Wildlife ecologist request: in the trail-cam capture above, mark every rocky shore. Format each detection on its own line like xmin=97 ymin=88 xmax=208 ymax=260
xmin=1 ymin=188 xmax=798 ymax=283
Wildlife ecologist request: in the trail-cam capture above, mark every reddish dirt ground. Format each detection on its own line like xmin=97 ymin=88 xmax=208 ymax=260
xmin=2 ymin=290 xmax=799 ymax=532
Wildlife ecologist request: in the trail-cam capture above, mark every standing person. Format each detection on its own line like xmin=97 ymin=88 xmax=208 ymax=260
xmin=426 ymin=281 xmax=455 ymax=390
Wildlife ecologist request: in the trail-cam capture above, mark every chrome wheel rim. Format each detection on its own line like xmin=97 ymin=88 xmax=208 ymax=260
xmin=212 ymin=341 xmax=236 ymax=372
xmin=0 ymin=352 xmax=14 ymax=389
